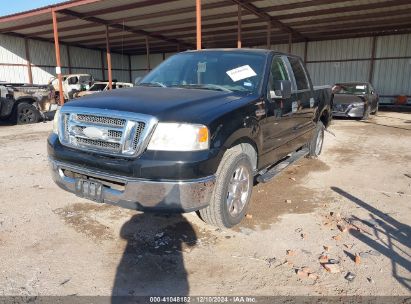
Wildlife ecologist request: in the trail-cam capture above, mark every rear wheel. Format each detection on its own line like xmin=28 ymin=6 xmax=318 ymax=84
xmin=306 ymin=121 xmax=324 ymax=158
xmin=199 ymin=145 xmax=253 ymax=228
xmin=16 ymin=103 xmax=40 ymax=125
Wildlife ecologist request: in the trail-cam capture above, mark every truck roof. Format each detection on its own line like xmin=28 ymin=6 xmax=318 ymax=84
xmin=335 ymin=82 xmax=371 ymax=85
xmin=183 ymin=48 xmax=301 ymax=58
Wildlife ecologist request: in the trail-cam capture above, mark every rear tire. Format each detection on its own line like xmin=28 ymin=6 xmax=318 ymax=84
xmin=15 ymin=103 xmax=40 ymax=125
xmin=306 ymin=121 xmax=324 ymax=158
xmin=199 ymin=145 xmax=253 ymax=228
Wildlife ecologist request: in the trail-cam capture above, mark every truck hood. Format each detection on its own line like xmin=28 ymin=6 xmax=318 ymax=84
xmin=64 ymin=86 xmax=251 ymax=123
xmin=334 ymin=94 xmax=366 ymax=105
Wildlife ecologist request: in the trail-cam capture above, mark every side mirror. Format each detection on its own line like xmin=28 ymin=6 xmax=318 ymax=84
xmin=270 ymin=80 xmax=292 ymax=99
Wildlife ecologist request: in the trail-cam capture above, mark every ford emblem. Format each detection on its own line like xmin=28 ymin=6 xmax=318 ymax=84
xmin=83 ymin=127 xmax=105 ymax=140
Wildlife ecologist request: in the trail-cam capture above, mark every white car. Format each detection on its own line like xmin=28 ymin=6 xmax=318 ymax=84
xmin=75 ymin=81 xmax=134 ymax=98
xmin=49 ymin=74 xmax=94 ymax=101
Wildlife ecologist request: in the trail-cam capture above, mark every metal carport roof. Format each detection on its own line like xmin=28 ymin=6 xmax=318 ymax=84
xmin=1 ymin=0 xmax=411 ymax=55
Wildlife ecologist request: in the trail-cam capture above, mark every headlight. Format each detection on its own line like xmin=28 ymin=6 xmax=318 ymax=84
xmin=53 ymin=107 xmax=61 ymax=134
xmin=350 ymin=102 xmax=364 ymax=107
xmin=147 ymin=123 xmax=209 ymax=151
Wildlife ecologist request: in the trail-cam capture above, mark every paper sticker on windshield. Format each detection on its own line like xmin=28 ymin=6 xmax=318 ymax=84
xmin=197 ymin=62 xmax=207 ymax=73
xmin=356 ymin=85 xmax=366 ymax=89
xmin=226 ymin=65 xmax=257 ymax=82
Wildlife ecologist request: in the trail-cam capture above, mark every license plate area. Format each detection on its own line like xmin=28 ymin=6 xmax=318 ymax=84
xmin=75 ymin=179 xmax=103 ymax=202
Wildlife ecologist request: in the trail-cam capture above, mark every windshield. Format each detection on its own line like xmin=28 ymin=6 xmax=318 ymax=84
xmin=334 ymin=84 xmax=367 ymax=95
xmin=139 ymin=51 xmax=266 ymax=93
xmin=89 ymin=83 xmax=107 ymax=91
xmin=79 ymin=76 xmax=93 ymax=83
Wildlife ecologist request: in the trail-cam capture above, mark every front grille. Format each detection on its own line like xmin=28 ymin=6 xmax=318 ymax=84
xmin=333 ymin=104 xmax=350 ymax=112
xmin=75 ymin=114 xmax=126 ymax=127
xmin=76 ymin=137 xmax=121 ymax=150
xmin=59 ymin=107 xmax=156 ymax=157
xmin=133 ymin=122 xmax=146 ymax=150
xmin=108 ymin=130 xmax=122 ymax=139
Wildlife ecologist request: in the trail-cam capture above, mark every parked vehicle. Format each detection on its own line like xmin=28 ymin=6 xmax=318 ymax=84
xmin=0 ymin=82 xmax=56 ymax=124
xmin=332 ymin=82 xmax=379 ymax=119
xmin=75 ymin=81 xmax=134 ymax=98
xmin=49 ymin=74 xmax=94 ymax=101
xmin=48 ymin=49 xmax=332 ymax=228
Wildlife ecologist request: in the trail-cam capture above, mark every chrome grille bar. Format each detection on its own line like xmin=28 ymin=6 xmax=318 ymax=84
xmin=75 ymin=114 xmax=126 ymax=127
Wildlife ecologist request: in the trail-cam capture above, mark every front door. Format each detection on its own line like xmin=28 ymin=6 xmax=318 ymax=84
xmin=260 ymin=55 xmax=296 ymax=168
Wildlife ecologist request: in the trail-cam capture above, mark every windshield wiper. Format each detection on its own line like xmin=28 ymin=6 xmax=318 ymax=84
xmin=139 ymin=82 xmax=167 ymax=88
xmin=172 ymin=84 xmax=232 ymax=92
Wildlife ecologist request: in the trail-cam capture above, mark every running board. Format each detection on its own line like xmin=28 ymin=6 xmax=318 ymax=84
xmin=256 ymin=148 xmax=309 ymax=183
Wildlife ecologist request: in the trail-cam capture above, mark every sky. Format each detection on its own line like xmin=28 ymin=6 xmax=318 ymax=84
xmin=0 ymin=0 xmax=67 ymax=17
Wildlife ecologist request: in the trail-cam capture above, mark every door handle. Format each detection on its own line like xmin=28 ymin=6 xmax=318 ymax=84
xmin=255 ymin=109 xmax=266 ymax=116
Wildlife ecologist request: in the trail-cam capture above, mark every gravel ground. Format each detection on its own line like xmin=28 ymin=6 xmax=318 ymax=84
xmin=0 ymin=111 xmax=410 ymax=297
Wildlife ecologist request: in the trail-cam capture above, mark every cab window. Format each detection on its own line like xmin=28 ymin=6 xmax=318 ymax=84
xmin=269 ymin=56 xmax=289 ymax=91
xmin=288 ymin=57 xmax=309 ymax=90
xmin=271 ymin=57 xmax=289 ymax=81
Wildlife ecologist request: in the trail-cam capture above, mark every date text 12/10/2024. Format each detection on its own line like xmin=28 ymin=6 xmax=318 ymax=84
xmin=149 ymin=296 xmax=257 ymax=303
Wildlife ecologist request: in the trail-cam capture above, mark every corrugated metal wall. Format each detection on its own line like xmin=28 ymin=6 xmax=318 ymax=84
xmin=30 ymin=39 xmax=69 ymax=84
xmin=0 ymin=33 xmax=410 ymax=103
xmin=130 ymin=53 xmax=165 ymax=81
xmin=305 ymin=37 xmax=372 ymax=85
xmin=373 ymin=34 xmax=411 ymax=100
xmin=0 ymin=34 xmax=29 ymax=83
xmin=0 ymin=34 xmax=130 ymax=85
xmin=102 ymin=51 xmax=130 ymax=82
xmin=262 ymin=34 xmax=411 ymax=103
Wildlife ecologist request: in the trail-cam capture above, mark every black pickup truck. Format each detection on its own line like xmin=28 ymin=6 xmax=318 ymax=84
xmin=48 ymin=49 xmax=332 ymax=228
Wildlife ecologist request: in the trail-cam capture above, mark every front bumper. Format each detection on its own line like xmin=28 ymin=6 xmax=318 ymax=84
xmin=49 ymin=158 xmax=215 ymax=212
xmin=332 ymin=103 xmax=365 ymax=118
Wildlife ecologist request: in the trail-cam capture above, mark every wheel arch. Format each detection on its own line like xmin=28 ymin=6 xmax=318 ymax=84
xmin=227 ymin=137 xmax=258 ymax=172
xmin=14 ymin=97 xmax=37 ymax=107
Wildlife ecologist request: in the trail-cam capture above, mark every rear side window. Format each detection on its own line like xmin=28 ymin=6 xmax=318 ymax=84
xmin=288 ymin=57 xmax=309 ymax=90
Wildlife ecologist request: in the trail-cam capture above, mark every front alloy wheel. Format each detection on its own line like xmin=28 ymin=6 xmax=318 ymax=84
xmin=227 ymin=165 xmax=250 ymax=217
xmin=199 ymin=145 xmax=253 ymax=228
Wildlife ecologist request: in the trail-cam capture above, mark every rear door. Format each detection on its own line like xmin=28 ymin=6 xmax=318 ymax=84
xmin=286 ymin=56 xmax=316 ymax=143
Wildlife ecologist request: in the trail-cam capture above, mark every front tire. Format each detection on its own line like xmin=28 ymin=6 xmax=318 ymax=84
xmin=362 ymin=105 xmax=370 ymax=120
xmin=15 ymin=103 xmax=40 ymax=125
xmin=372 ymin=102 xmax=379 ymax=115
xmin=199 ymin=145 xmax=253 ymax=228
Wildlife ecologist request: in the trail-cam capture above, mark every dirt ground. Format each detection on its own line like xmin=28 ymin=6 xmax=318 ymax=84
xmin=0 ymin=111 xmax=410 ymax=297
